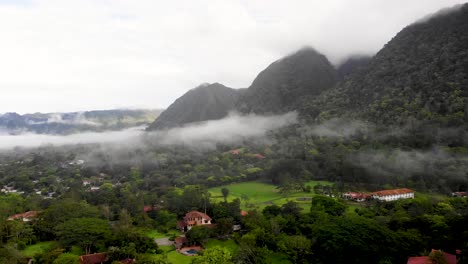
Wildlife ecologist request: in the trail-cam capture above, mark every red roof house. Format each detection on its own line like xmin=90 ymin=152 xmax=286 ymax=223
xmin=407 ymin=250 xmax=457 ymax=264
xmin=80 ymin=253 xmax=107 ymax=264
xmin=372 ymin=188 xmax=414 ymax=201
xmin=343 ymin=192 xmax=371 ymax=202
xmin=178 ymin=211 xmax=212 ymax=232
xmin=230 ymin=149 xmax=241 ymax=155
xmin=7 ymin=211 xmax=38 ymax=222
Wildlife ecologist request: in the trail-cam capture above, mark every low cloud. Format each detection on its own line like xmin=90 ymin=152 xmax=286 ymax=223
xmin=0 ymin=112 xmax=298 ymax=150
xmin=301 ymin=118 xmax=372 ymax=138
xmin=144 ymin=111 xmax=298 ymax=149
xmin=0 ymin=127 xmax=144 ymax=150
xmin=27 ymin=113 xmax=101 ymax=126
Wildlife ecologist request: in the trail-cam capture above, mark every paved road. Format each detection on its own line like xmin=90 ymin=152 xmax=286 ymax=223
xmin=155 ymin=237 xmax=173 ymax=246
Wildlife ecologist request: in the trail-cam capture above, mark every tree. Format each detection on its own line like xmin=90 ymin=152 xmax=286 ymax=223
xmin=311 ymin=195 xmax=346 ymax=216
xmin=52 ymin=253 xmax=80 ymax=264
xmin=221 ymin=188 xmax=230 ymax=202
xmin=55 ymin=218 xmax=111 ymax=254
xmin=429 ymin=250 xmax=448 ymax=264
xmin=186 ymin=226 xmax=213 ymax=245
xmin=278 ymin=235 xmax=312 ymax=263
xmin=36 ymin=199 xmax=100 ymax=240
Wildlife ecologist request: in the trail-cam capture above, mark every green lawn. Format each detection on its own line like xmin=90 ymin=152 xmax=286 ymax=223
xmin=204 ymin=239 xmax=239 ymax=253
xmin=135 ymin=228 xmax=181 ymax=239
xmin=159 ymin=245 xmax=193 ymax=264
xmin=21 ymin=241 xmax=57 ymax=257
xmin=209 ymin=180 xmax=333 ymax=210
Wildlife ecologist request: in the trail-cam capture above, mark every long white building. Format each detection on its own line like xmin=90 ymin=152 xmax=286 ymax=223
xmin=371 ymin=188 xmax=414 ymax=201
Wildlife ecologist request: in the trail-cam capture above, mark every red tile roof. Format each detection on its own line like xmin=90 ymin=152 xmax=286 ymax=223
xmin=407 ymin=250 xmax=457 ymax=264
xmin=372 ymin=188 xmax=414 ymax=196
xmin=407 ymin=256 xmax=430 ymax=264
xmin=175 ymin=237 xmax=188 ymax=244
xmin=184 ymin=210 xmax=212 ymax=221
xmin=80 ymin=253 xmax=107 ymax=264
xmin=240 ymin=210 xmax=248 ymax=216
xmin=343 ymin=192 xmax=371 ymax=199
xmin=7 ymin=211 xmax=38 ymax=221
xmin=230 ymin=150 xmax=241 ymax=155
xmin=177 ymin=220 xmax=186 ymax=229
xmin=253 ymin=154 xmax=266 ymax=159
xmin=143 ymin=205 xmax=157 ymax=212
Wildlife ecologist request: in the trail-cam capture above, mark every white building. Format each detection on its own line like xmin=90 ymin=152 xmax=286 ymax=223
xmin=371 ymin=188 xmax=414 ymax=201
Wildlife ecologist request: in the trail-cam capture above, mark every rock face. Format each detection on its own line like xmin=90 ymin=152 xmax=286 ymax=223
xmin=147 ymin=83 xmax=243 ymax=130
xmin=306 ymin=4 xmax=468 ymax=125
xmin=236 ymin=47 xmax=337 ymax=114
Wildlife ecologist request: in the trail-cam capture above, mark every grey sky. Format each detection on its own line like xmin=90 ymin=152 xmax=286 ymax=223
xmin=0 ymin=0 xmax=464 ymax=114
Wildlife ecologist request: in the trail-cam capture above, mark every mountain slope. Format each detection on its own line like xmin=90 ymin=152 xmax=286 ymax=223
xmin=306 ymin=4 xmax=468 ymax=126
xmin=147 ymin=83 xmax=243 ymax=130
xmin=336 ymin=55 xmax=372 ymax=80
xmin=236 ymin=47 xmax=337 ymax=114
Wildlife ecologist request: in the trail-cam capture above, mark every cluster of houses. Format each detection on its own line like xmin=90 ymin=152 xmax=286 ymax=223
xmin=343 ymin=188 xmax=415 ymax=202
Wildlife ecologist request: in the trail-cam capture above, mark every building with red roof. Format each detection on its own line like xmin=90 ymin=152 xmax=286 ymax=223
xmin=177 ymin=210 xmax=212 ymax=232
xmin=343 ymin=192 xmax=371 ymax=202
xmin=230 ymin=149 xmax=241 ymax=155
xmin=7 ymin=211 xmax=38 ymax=222
xmin=79 ymin=253 xmax=107 ymax=264
xmin=372 ymin=188 xmax=414 ymax=201
xmin=407 ymin=250 xmax=457 ymax=264
xmin=253 ymin=154 xmax=266 ymax=159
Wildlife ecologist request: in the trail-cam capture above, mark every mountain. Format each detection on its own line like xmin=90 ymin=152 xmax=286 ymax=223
xmin=147 ymin=83 xmax=243 ymax=130
xmin=306 ymin=4 xmax=468 ymax=127
xmin=236 ymin=47 xmax=337 ymax=114
xmin=0 ymin=109 xmax=162 ymax=135
xmin=336 ymin=55 xmax=372 ymax=80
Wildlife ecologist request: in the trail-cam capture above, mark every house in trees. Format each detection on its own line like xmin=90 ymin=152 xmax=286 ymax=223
xmin=7 ymin=211 xmax=38 ymax=222
xmin=177 ymin=210 xmax=212 ymax=232
xmin=79 ymin=253 xmax=108 ymax=264
xmin=407 ymin=249 xmax=457 ymax=264
xmin=451 ymin=191 xmax=468 ymax=197
xmin=371 ymin=188 xmax=414 ymax=201
xmin=343 ymin=192 xmax=371 ymax=202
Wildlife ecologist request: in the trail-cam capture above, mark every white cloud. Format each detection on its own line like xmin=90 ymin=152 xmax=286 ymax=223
xmin=0 ymin=0 xmax=464 ymax=113
xmin=0 ymin=112 xmax=297 ymax=150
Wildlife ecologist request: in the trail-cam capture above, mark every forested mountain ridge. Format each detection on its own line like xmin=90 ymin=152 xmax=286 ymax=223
xmin=303 ymin=4 xmax=468 ymax=129
xmin=236 ymin=47 xmax=337 ymax=114
xmin=147 ymin=83 xmax=243 ymax=130
xmin=0 ymin=109 xmax=161 ymax=135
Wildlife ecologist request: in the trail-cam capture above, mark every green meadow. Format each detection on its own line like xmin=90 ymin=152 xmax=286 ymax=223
xmin=209 ymin=180 xmax=333 ymax=211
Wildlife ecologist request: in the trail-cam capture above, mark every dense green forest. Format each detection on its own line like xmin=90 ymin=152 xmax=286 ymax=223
xmin=1 ymin=3 xmax=468 ymax=264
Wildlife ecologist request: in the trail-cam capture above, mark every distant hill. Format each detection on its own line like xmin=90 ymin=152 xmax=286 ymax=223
xmin=147 ymin=83 xmax=243 ymax=130
xmin=236 ymin=47 xmax=337 ymax=114
xmin=0 ymin=109 xmax=162 ymax=135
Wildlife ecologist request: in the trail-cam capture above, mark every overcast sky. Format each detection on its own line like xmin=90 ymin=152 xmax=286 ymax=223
xmin=0 ymin=0 xmax=464 ymax=114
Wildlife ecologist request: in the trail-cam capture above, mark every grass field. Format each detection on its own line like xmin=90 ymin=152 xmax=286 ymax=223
xmin=135 ymin=227 xmax=181 ymax=239
xmin=204 ymin=239 xmax=239 ymax=253
xmin=159 ymin=245 xmax=193 ymax=264
xmin=21 ymin=241 xmax=57 ymax=257
xmin=209 ymin=180 xmax=333 ymax=211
